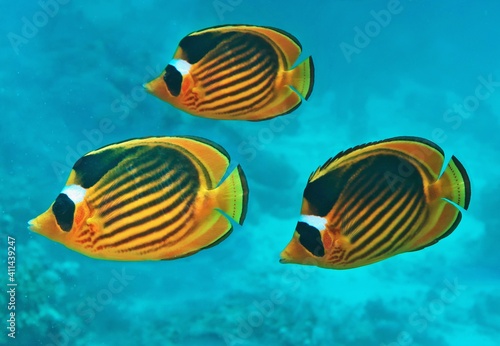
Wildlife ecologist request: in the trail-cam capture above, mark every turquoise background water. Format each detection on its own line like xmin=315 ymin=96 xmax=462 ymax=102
xmin=1 ymin=1 xmax=499 ymax=345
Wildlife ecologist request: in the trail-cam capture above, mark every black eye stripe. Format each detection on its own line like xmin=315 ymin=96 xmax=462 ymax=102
xmin=52 ymin=193 xmax=75 ymax=232
xmin=296 ymin=221 xmax=325 ymax=257
xmin=164 ymin=64 xmax=182 ymax=97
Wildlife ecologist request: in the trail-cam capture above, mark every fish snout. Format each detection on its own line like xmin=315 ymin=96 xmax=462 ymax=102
xmin=143 ymin=81 xmax=154 ymax=94
xmin=27 ymin=219 xmax=38 ymax=232
xmin=279 ymin=249 xmax=293 ymax=264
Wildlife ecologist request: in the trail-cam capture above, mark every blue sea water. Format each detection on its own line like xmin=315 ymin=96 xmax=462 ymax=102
xmin=1 ymin=0 xmax=499 ymax=345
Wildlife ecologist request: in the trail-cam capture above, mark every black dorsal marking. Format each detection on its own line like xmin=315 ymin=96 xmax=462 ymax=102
xmin=304 ymin=153 xmax=423 ymax=218
xmin=163 ymin=64 xmax=182 ymax=97
xmin=304 ymin=164 xmax=352 ymax=217
xmin=73 ymin=147 xmax=139 ymax=189
xmin=179 ymin=31 xmax=235 ymax=64
xmin=52 ymin=193 xmax=75 ymax=232
xmin=296 ymin=221 xmax=325 ymax=257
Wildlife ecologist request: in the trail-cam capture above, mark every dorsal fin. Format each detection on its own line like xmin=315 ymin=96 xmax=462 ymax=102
xmin=308 ymin=136 xmax=437 ymax=183
xmin=308 ymin=141 xmax=378 ymax=183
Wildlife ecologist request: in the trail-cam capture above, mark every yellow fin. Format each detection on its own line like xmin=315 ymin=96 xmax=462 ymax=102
xmin=244 ymin=26 xmax=303 ymax=68
xmin=188 ymin=25 xmax=304 ymax=68
xmin=159 ymin=211 xmax=233 ymax=260
xmin=165 ymin=136 xmax=230 ymax=188
xmin=213 ymin=165 xmax=249 ymax=225
xmin=251 ymin=91 xmax=302 ymax=121
xmin=287 ymin=56 xmax=314 ymax=100
xmin=438 ymin=155 xmax=471 ymax=210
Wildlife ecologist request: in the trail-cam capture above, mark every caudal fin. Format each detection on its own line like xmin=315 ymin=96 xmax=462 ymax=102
xmin=440 ymin=155 xmax=471 ymax=210
xmin=288 ymin=56 xmax=315 ymax=100
xmin=215 ymin=165 xmax=249 ymax=225
xmin=410 ymin=154 xmax=471 ymax=251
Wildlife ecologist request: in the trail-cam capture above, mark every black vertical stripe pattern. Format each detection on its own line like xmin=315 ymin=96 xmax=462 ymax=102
xmin=99 ymin=178 xmax=195 ymax=243
xmin=347 ymin=188 xmax=403 ymax=246
xmin=83 ymin=145 xmax=201 ymax=249
xmin=340 ymin=167 xmax=389 ymax=235
xmin=340 ymin=155 xmax=426 ymax=264
xmin=308 ymin=153 xmax=428 ymax=266
xmin=201 ymin=52 xmax=271 ymax=102
xmin=368 ymin=194 xmax=427 ymax=260
xmin=99 ymin=170 xmax=191 ymax=235
xmin=201 ymin=67 xmax=275 ymax=111
xmin=120 ymin=210 xmax=195 ymax=254
xmin=97 ymin=158 xmax=172 ymax=219
xmin=96 ymin=147 xmax=198 ymax=217
xmin=190 ymin=32 xmax=280 ymax=116
xmin=89 ymin=146 xmax=156 ymax=202
xmin=345 ymin=186 xmax=421 ymax=263
xmin=198 ymin=36 xmax=259 ymax=82
xmin=347 ymin=167 xmax=414 ymax=244
xmin=197 ymin=54 xmax=276 ymax=110
xmin=89 ymin=157 xmax=159 ymax=204
xmin=109 ymin=197 xmax=195 ymax=250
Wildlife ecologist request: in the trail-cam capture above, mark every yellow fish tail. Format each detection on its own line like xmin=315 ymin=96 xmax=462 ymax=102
xmin=409 ymin=155 xmax=471 ymax=252
xmin=438 ymin=155 xmax=471 ymax=210
xmin=288 ymin=56 xmax=314 ymax=100
xmin=214 ymin=165 xmax=249 ymax=225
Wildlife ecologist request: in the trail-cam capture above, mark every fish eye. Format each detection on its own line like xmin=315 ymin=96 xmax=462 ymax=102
xmin=163 ymin=64 xmax=182 ymax=97
xmin=296 ymin=221 xmax=325 ymax=257
xmin=52 ymin=193 xmax=75 ymax=232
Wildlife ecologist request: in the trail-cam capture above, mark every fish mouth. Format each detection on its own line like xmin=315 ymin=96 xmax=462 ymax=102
xmin=27 ymin=219 xmax=37 ymax=232
xmin=143 ymin=82 xmax=154 ymax=93
xmin=279 ymin=250 xmax=291 ymax=264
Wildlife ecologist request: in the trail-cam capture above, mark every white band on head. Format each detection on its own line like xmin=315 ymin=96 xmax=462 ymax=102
xmin=299 ymin=214 xmax=327 ymax=230
xmin=61 ymin=185 xmax=86 ymax=204
xmin=169 ymin=59 xmax=192 ymax=76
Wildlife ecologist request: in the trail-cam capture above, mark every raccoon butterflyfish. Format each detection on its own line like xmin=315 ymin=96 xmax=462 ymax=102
xmin=144 ymin=24 xmax=314 ymax=121
xmin=28 ymin=136 xmax=249 ymax=261
xmin=280 ymin=136 xmax=471 ymax=270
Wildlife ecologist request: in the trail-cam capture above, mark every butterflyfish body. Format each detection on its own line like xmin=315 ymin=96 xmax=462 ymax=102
xmin=29 ymin=136 xmax=249 ymax=261
xmin=280 ymin=136 xmax=471 ymax=269
xmin=144 ymin=25 xmax=314 ymax=121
